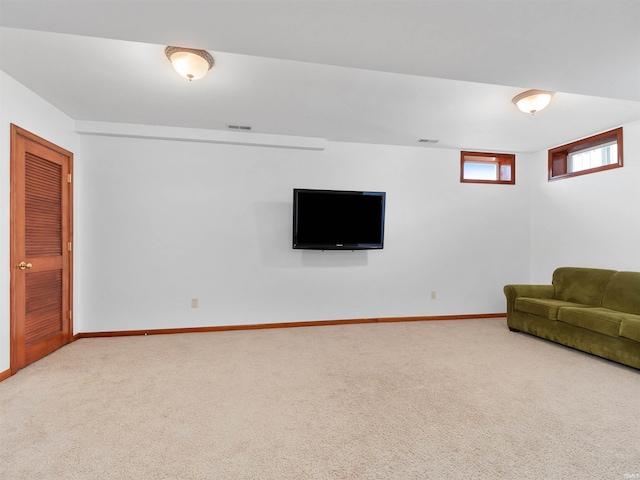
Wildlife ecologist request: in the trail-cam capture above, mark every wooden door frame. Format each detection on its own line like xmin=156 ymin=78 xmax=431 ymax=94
xmin=10 ymin=124 xmax=74 ymax=375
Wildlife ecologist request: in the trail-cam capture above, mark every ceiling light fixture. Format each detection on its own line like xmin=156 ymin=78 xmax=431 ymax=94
xmin=165 ymin=46 xmax=214 ymax=81
xmin=512 ymin=89 xmax=554 ymax=115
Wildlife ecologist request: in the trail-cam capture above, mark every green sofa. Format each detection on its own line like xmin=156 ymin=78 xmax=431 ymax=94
xmin=504 ymin=267 xmax=640 ymax=369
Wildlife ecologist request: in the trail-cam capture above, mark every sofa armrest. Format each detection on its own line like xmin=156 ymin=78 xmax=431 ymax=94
xmin=504 ymin=284 xmax=555 ymax=317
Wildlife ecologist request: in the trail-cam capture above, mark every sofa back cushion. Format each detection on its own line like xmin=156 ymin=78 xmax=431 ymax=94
xmin=552 ymin=267 xmax=617 ymax=306
xmin=602 ymin=271 xmax=640 ymax=315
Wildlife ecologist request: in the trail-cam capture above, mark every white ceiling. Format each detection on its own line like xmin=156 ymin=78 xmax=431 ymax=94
xmin=1 ymin=0 xmax=639 ymax=153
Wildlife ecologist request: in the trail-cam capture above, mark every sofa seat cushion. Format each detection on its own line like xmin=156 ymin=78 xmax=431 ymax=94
xmin=620 ymin=318 xmax=640 ymax=343
xmin=557 ymin=307 xmax=640 ymax=338
xmin=514 ymin=297 xmax=591 ymax=321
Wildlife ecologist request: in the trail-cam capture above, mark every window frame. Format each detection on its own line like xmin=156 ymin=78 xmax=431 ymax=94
xmin=548 ymin=127 xmax=623 ymax=181
xmin=460 ymin=151 xmax=516 ymax=185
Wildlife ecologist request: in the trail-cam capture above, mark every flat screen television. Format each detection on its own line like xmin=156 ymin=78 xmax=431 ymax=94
xmin=292 ymin=188 xmax=386 ymax=250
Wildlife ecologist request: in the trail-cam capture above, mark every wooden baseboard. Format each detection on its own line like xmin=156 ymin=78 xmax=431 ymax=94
xmin=378 ymin=313 xmax=505 ymax=323
xmin=75 ymin=313 xmax=506 ymax=339
xmin=0 ymin=369 xmax=11 ymax=382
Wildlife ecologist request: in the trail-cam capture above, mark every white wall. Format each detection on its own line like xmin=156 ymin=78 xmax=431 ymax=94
xmin=529 ymin=119 xmax=640 ymax=283
xmin=0 ymin=71 xmax=78 ymax=372
xmin=76 ymin=133 xmax=531 ymax=332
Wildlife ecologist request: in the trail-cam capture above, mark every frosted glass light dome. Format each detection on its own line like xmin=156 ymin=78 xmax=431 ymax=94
xmin=512 ymin=89 xmax=554 ymax=115
xmin=165 ymin=46 xmax=214 ymax=81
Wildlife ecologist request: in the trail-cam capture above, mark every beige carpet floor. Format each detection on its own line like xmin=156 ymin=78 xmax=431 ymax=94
xmin=1 ymin=318 xmax=639 ymax=479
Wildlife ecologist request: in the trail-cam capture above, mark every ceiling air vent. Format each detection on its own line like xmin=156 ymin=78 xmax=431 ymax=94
xmin=227 ymin=124 xmax=252 ymax=131
xmin=418 ymin=138 xmax=438 ymax=144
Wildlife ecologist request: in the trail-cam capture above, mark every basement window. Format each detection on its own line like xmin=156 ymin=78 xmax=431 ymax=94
xmin=548 ymin=127 xmax=623 ymax=181
xmin=460 ymin=151 xmax=515 ymax=185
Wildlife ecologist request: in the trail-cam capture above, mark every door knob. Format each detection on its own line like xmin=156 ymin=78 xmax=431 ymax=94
xmin=17 ymin=261 xmax=32 ymax=270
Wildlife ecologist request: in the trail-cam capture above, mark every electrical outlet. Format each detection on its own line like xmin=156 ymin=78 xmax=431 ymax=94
xmin=430 ymin=291 xmax=437 ymax=300
xmin=191 ymin=298 xmax=199 ymax=308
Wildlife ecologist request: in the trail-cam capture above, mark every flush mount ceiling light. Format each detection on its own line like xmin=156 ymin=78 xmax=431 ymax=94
xmin=165 ymin=46 xmax=214 ymax=81
xmin=512 ymin=89 xmax=554 ymax=115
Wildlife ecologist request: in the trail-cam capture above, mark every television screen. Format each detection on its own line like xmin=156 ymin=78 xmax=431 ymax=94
xmin=293 ymin=189 xmax=386 ymax=250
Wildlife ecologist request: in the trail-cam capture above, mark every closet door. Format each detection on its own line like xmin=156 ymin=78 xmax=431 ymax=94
xmin=10 ymin=124 xmax=73 ymax=373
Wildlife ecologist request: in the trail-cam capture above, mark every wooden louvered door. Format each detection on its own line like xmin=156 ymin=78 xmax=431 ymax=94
xmin=10 ymin=125 xmax=73 ymax=374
